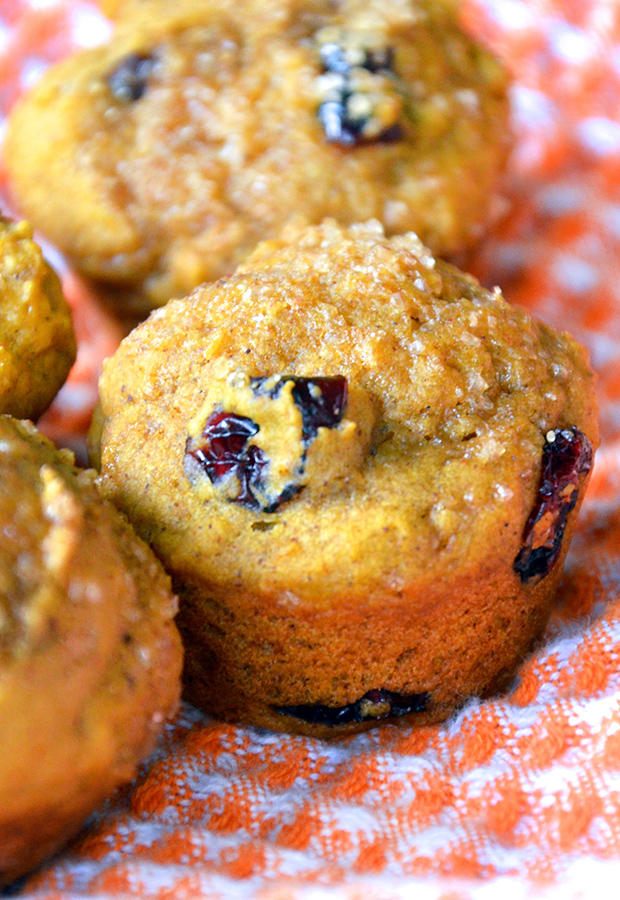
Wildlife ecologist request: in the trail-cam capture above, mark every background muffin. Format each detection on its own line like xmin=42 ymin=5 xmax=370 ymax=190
xmin=0 ymin=416 xmax=182 ymax=886
xmin=4 ymin=0 xmax=510 ymax=315
xmin=91 ymin=221 xmax=598 ymax=737
xmin=0 ymin=218 xmax=76 ymax=420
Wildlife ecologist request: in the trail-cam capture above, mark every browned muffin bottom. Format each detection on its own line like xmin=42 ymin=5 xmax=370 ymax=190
xmin=0 ymin=416 xmax=183 ymax=886
xmin=0 ymin=219 xmax=76 ymax=420
xmin=5 ymin=0 xmax=510 ymax=315
xmin=91 ymin=221 xmax=598 ymax=737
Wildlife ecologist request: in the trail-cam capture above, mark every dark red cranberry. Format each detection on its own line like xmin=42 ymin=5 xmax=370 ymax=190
xmin=107 ymin=52 xmax=157 ymax=102
xmin=319 ymin=40 xmax=395 ymax=77
xmin=188 ymin=376 xmax=348 ymax=512
xmin=276 ymin=688 xmax=429 ymax=727
xmin=362 ymin=46 xmax=395 ymax=74
xmin=317 ymin=37 xmax=401 ymax=146
xmin=318 ymin=97 xmax=356 ymax=145
xmin=251 ymin=375 xmax=347 ymax=444
xmin=318 ymin=96 xmax=403 ymax=147
xmin=318 ymin=41 xmax=351 ymax=76
xmin=186 ymin=410 xmax=266 ymax=510
xmin=513 ymin=427 xmax=593 ymax=584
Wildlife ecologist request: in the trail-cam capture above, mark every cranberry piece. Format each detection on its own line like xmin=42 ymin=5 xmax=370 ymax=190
xmin=513 ymin=427 xmax=593 ymax=584
xmin=316 ymin=32 xmax=402 ymax=146
xmin=188 ymin=375 xmax=349 ymax=512
xmin=251 ymin=375 xmax=348 ymax=444
xmin=107 ymin=52 xmax=157 ymax=102
xmin=361 ymin=46 xmax=395 ymax=74
xmin=318 ymin=41 xmax=351 ymax=76
xmin=319 ymin=39 xmax=395 ymax=77
xmin=186 ymin=410 xmax=266 ymax=510
xmin=318 ymin=95 xmax=403 ymax=147
xmin=292 ymin=375 xmax=348 ymax=442
xmin=276 ymin=688 xmax=429 ymax=727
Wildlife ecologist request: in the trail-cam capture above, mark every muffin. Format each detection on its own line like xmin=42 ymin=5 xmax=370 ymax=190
xmin=0 ymin=416 xmax=182 ymax=885
xmin=0 ymin=218 xmax=76 ymax=420
xmin=4 ymin=0 xmax=510 ymax=315
xmin=91 ymin=220 xmax=598 ymax=738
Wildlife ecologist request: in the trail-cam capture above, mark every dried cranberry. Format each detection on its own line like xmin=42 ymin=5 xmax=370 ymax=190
xmin=188 ymin=375 xmax=349 ymax=512
xmin=513 ymin=427 xmax=593 ymax=584
xmin=316 ymin=32 xmax=401 ymax=146
xmin=317 ymin=94 xmax=403 ymax=147
xmin=251 ymin=375 xmax=347 ymax=444
xmin=276 ymin=688 xmax=429 ymax=727
xmin=318 ymin=42 xmax=351 ymax=76
xmin=319 ymin=39 xmax=395 ymax=77
xmin=107 ymin=52 xmax=157 ymax=102
xmin=292 ymin=375 xmax=347 ymax=441
xmin=362 ymin=46 xmax=395 ymax=74
xmin=186 ymin=410 xmax=266 ymax=510
xmin=318 ymin=98 xmax=361 ymax=145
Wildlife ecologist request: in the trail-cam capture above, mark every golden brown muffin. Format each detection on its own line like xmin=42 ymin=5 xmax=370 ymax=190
xmin=5 ymin=0 xmax=510 ymax=315
xmin=0 ymin=416 xmax=182 ymax=886
xmin=91 ymin=221 xmax=598 ymax=738
xmin=0 ymin=219 xmax=76 ymax=420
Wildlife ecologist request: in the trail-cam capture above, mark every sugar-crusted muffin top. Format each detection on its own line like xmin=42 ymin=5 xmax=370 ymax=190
xmin=93 ymin=221 xmax=598 ymax=605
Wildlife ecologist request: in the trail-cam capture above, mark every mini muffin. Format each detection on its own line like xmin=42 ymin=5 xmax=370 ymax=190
xmin=0 ymin=218 xmax=76 ymax=420
xmin=0 ymin=416 xmax=182 ymax=886
xmin=91 ymin=221 xmax=598 ymax=738
xmin=5 ymin=0 xmax=510 ymax=315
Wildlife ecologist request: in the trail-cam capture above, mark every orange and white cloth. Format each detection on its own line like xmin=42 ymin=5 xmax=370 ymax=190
xmin=2 ymin=1 xmax=620 ymax=898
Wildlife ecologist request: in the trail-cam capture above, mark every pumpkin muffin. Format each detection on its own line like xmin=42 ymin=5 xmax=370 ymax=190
xmin=91 ymin=220 xmax=598 ymax=737
xmin=0 ymin=416 xmax=182 ymax=885
xmin=5 ymin=0 xmax=510 ymax=315
xmin=0 ymin=218 xmax=76 ymax=420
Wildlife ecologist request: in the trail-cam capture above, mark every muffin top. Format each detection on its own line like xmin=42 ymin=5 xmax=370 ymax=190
xmin=0 ymin=219 xmax=76 ymax=420
xmin=0 ymin=415 xmax=181 ymax=819
xmin=5 ymin=0 xmax=510 ymax=312
xmin=93 ymin=221 xmax=598 ymax=605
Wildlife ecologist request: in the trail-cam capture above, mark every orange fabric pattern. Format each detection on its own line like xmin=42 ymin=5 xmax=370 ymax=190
xmin=2 ymin=1 xmax=620 ymax=897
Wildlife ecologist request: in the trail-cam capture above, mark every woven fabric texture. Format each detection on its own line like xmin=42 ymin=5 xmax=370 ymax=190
xmin=2 ymin=1 xmax=620 ymax=897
